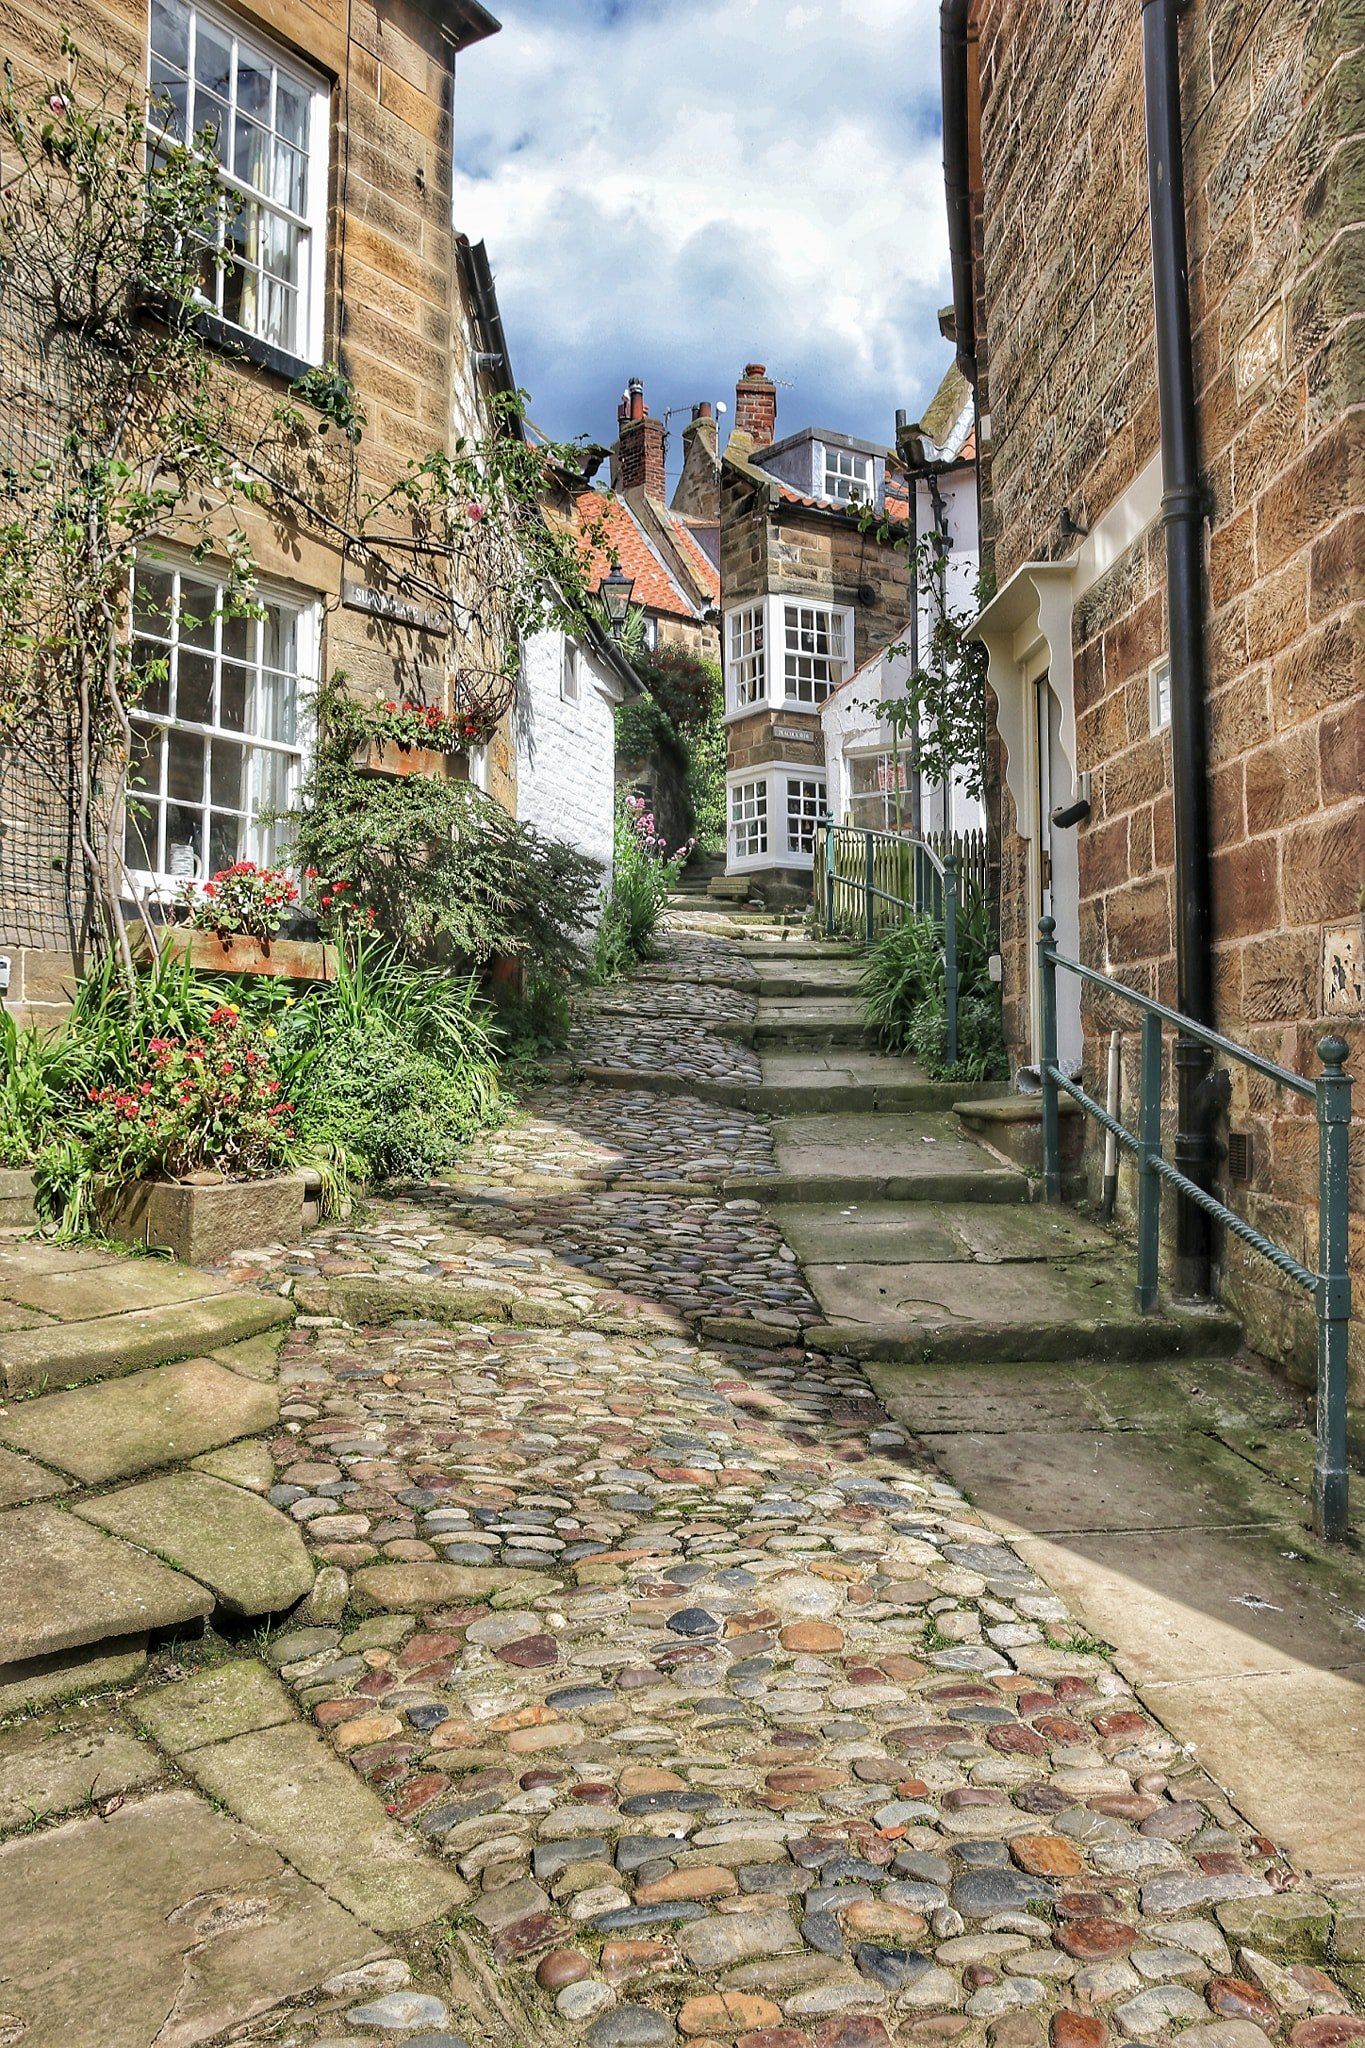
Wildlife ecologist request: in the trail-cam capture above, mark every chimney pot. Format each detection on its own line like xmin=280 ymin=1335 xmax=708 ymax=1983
xmin=614 ymin=377 xmax=665 ymax=495
xmin=734 ymin=363 xmax=777 ymax=449
xmin=693 ymin=401 xmax=713 ymax=421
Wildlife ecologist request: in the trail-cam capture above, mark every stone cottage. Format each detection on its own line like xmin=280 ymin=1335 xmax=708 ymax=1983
xmin=719 ymin=366 xmax=909 ymax=901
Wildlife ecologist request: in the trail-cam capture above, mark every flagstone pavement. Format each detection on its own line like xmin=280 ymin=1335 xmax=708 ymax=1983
xmin=2 ymin=913 xmax=1361 ymax=2048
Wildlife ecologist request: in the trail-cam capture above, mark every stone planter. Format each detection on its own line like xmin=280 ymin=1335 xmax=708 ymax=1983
xmin=99 ymin=1171 xmax=307 ymax=1265
xmin=353 ymin=737 xmax=466 ymax=781
xmin=0 ymin=1167 xmax=37 ymax=1227
xmin=137 ymin=925 xmax=337 ymax=982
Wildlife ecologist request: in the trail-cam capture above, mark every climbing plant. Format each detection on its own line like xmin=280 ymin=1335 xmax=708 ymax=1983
xmin=872 ymin=530 xmax=992 ymax=808
xmin=0 ymin=45 xmax=271 ymax=986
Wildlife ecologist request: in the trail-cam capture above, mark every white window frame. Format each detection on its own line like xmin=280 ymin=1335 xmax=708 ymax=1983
xmin=784 ymin=773 xmax=825 ymax=859
xmin=560 ymin=639 xmax=581 ymax=704
xmin=822 ymin=444 xmax=873 ymax=506
xmin=726 ymin=762 xmax=827 ymax=874
xmin=147 ymin=0 xmax=330 ymax=366
xmin=728 ymin=775 xmax=769 ymax=866
xmin=124 ymin=552 xmax=319 ymax=898
xmin=780 ymin=598 xmax=854 ymax=709
xmin=724 ymin=601 xmax=766 ymax=717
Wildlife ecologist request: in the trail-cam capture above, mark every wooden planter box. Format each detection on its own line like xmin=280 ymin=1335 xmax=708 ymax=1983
xmin=136 ymin=925 xmax=338 ymax=982
xmin=354 ymin=737 xmax=466 ymax=781
xmin=99 ymin=1171 xmax=307 ymax=1265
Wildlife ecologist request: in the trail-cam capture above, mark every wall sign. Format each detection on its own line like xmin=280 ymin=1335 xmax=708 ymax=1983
xmin=342 ymin=580 xmax=450 ymax=636
xmin=772 ymin=724 xmax=815 ymax=743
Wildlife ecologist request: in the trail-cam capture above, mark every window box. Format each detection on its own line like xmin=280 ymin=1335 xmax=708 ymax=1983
xmin=134 ymin=923 xmax=337 ymax=982
xmin=97 ymin=1169 xmax=307 ymax=1264
xmin=352 ymin=737 xmax=466 ymax=781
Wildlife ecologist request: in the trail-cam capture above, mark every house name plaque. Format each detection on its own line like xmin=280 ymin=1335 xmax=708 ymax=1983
xmin=342 ymin=580 xmax=450 ymax=637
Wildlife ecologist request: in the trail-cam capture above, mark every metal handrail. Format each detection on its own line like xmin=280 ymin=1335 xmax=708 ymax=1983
xmin=1038 ymin=915 xmax=1354 ymax=1542
xmin=816 ymin=820 xmax=960 ymax=1066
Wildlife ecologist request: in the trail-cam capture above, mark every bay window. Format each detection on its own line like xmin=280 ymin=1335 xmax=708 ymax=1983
xmin=148 ymin=0 xmax=329 ymax=364
xmin=782 ymin=600 xmax=852 ymax=706
xmin=725 ymin=602 xmax=766 ymax=713
xmin=124 ymin=558 xmax=316 ymax=891
xmin=726 ymin=765 xmax=827 ymax=872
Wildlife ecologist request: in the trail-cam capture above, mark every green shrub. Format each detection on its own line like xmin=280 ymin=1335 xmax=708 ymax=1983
xmin=592 ymin=796 xmax=688 ymax=982
xmin=279 ymin=941 xmax=503 ymax=1182
xmin=860 ymin=894 xmax=1007 ymax=1084
xmin=290 ymin=682 xmax=603 ymax=968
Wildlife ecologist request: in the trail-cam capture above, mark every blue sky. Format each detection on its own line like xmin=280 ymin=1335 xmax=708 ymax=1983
xmin=455 ymin=0 xmax=953 ymax=491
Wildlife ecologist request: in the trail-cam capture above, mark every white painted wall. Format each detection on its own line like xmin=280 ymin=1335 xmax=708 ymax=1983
xmin=820 ymin=458 xmax=984 ymax=840
xmin=515 ymin=628 xmax=620 ymax=892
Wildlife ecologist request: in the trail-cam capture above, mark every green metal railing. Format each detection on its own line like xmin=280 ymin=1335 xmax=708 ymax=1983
xmin=815 ymin=821 xmax=960 ymax=1067
xmin=1038 ymin=915 xmax=1355 ymax=1543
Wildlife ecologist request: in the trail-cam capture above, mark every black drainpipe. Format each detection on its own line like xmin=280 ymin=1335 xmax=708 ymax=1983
xmin=941 ymin=0 xmax=977 ymax=387
xmin=1142 ymin=0 xmax=1215 ymax=1298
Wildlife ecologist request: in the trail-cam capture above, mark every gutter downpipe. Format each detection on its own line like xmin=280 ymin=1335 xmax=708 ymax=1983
xmin=941 ymin=0 xmax=977 ymax=388
xmin=1142 ymin=0 xmax=1215 ymax=1298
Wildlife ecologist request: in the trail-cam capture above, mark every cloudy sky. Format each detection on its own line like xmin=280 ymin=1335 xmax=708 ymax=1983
xmin=455 ymin=0 xmax=952 ymax=490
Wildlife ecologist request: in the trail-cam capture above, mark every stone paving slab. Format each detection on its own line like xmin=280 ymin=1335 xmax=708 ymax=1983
xmin=0 ymin=1701 xmax=162 ymax=1832
xmin=801 ymin=1249 xmax=1139 ymax=1331
xmin=0 ymin=1356 xmax=279 ymax=1484
xmin=0 ymin=1443 xmax=68 ymax=1507
xmin=0 ymin=1290 xmax=293 ymax=1393
xmin=173 ymin=1714 xmax=469 ymax=1933
xmin=0 ymin=1503 xmax=213 ymax=1664
xmin=0 ymin=1786 xmax=379 ymax=2048
xmin=1 ymin=1255 xmax=241 ymax=1321
xmin=74 ymin=1471 xmax=313 ymax=1618
xmin=774 ymin=1199 xmax=1115 ymax=1266
xmin=771 ymin=1109 xmax=1030 ymax=1200
xmin=1139 ymin=1665 xmax=1365 ymax=1886
xmin=0 ymin=1635 xmax=148 ymax=1720
xmin=135 ymin=1656 xmax=300 ymax=1753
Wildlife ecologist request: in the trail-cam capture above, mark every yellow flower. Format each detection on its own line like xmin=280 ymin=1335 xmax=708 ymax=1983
xmin=263 ymin=1026 xmax=277 ymax=1040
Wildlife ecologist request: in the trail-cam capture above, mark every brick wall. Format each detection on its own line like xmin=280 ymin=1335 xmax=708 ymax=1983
xmin=971 ymin=0 xmax=1364 ymax=1397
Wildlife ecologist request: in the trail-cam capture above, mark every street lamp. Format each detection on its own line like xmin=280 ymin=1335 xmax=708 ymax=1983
xmin=600 ymin=568 xmax=635 ymax=639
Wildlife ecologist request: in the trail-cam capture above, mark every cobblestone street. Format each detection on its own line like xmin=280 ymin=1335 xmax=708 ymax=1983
xmin=211 ymin=916 xmax=1364 ymax=2048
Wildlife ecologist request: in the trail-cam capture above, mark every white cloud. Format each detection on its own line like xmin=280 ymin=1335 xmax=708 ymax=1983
xmin=454 ymin=0 xmax=953 ymax=464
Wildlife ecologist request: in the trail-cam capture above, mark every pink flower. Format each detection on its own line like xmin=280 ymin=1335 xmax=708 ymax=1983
xmin=466 ymin=500 xmax=486 ymax=522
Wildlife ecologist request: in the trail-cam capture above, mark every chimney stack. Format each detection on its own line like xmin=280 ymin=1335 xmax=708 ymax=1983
xmin=734 ymin=363 xmax=777 ymax=449
xmin=612 ymin=376 xmax=666 ymax=497
xmin=672 ymin=402 xmax=720 ymax=518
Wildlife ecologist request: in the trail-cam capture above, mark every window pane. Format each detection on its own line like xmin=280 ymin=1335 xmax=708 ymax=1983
xmin=128 ymin=721 xmax=161 ymax=798
xmin=273 ymin=137 xmax=307 ymax=215
xmin=235 ymin=51 xmax=271 ymax=127
xmin=124 ymin=799 xmax=159 ymax=875
xmin=130 ymin=638 xmax=171 ymax=718
xmin=164 ymin=802 xmax=205 ymax=880
xmin=178 ymin=576 xmax=217 ymax=649
xmin=176 ymin=650 xmax=215 ymax=725
xmin=149 ymin=59 xmax=189 ymax=140
xmin=165 ymin=727 xmax=205 ymax=803
xmin=209 ymin=737 xmax=247 ymax=808
xmin=233 ymin=113 xmax=271 ymax=190
xmin=196 ymin=89 xmax=230 ymax=162
xmin=221 ymin=612 xmax=254 ymax=664
xmin=150 ymin=0 xmax=190 ymax=70
xmin=133 ymin=566 xmax=175 ymax=638
xmin=194 ymin=20 xmax=231 ymax=101
xmin=275 ymin=76 xmax=310 ymax=148
xmin=208 ymin=811 xmax=243 ymax=871
xmin=219 ymin=661 xmax=249 ymax=732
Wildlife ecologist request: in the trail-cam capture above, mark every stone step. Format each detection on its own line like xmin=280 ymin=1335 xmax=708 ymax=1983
xmin=0 ymin=1288 xmax=293 ymax=1394
xmin=755 ymin=1004 xmax=877 ymax=1051
xmin=0 ymin=1502 xmax=214 ymax=1667
xmin=751 ymin=965 xmax=866 ymax=999
xmin=0 ymin=1356 xmax=280 ymax=1485
xmin=765 ymin=1109 xmax=1033 ymax=1203
xmin=807 ymin=1305 xmax=1242 ymax=1364
xmin=73 ymin=1471 xmax=312 ymax=1619
xmin=758 ymin=1050 xmax=999 ymax=1114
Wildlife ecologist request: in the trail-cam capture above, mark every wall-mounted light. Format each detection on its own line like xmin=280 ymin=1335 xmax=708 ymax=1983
xmin=600 ymin=568 xmax=635 ymax=639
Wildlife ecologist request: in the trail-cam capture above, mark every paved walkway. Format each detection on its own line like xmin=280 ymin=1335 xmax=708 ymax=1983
xmin=1 ymin=913 xmax=1361 ymax=2046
